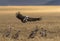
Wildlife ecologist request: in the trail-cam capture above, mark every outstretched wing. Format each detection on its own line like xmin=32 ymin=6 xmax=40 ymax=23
xmin=27 ymin=17 xmax=42 ymax=21
xmin=16 ymin=12 xmax=25 ymax=22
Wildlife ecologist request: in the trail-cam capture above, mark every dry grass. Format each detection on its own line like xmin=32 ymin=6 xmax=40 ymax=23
xmin=0 ymin=6 xmax=60 ymax=41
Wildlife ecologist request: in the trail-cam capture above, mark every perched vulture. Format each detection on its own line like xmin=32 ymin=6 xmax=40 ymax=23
xmin=16 ymin=12 xmax=42 ymax=23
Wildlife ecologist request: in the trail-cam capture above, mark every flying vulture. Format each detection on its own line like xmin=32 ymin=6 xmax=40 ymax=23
xmin=16 ymin=12 xmax=42 ymax=23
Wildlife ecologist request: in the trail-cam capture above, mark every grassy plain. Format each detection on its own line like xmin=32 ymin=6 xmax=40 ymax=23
xmin=0 ymin=6 xmax=60 ymax=41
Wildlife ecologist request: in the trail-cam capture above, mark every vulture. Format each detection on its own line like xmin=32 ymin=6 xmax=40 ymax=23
xmin=16 ymin=12 xmax=42 ymax=23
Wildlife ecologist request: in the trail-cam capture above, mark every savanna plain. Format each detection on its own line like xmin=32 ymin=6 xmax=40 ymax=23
xmin=0 ymin=6 xmax=60 ymax=41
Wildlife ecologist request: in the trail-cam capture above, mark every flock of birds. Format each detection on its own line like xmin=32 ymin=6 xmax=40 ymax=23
xmin=0 ymin=26 xmax=47 ymax=40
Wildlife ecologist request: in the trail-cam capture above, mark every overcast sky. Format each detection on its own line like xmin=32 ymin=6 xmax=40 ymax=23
xmin=0 ymin=0 xmax=60 ymax=5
